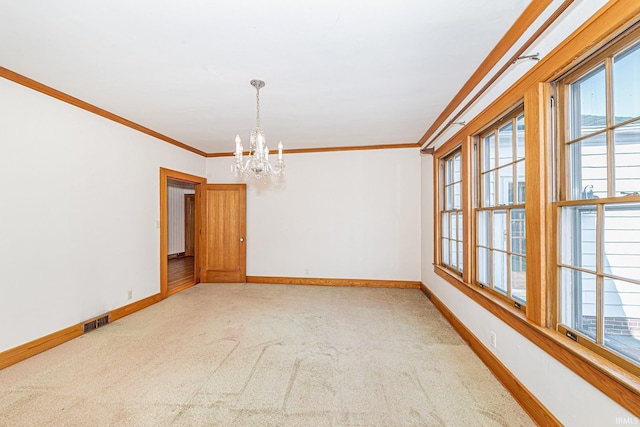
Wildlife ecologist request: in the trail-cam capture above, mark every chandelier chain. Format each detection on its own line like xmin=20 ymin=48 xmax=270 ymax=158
xmin=256 ymin=85 xmax=261 ymax=129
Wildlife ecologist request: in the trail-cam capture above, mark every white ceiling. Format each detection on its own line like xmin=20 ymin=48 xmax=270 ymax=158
xmin=0 ymin=0 xmax=529 ymax=154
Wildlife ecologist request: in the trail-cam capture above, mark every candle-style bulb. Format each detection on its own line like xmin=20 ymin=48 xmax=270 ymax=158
xmin=235 ymin=134 xmax=242 ymax=156
xmin=257 ymin=133 xmax=264 ymax=152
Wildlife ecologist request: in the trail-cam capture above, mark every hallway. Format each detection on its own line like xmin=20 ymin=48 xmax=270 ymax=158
xmin=168 ymin=256 xmax=194 ymax=294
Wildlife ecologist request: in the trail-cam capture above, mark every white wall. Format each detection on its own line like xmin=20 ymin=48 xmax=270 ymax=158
xmin=421 ymin=0 xmax=636 ymax=424
xmin=206 ymin=148 xmax=421 ymax=281
xmin=0 ymin=78 xmax=206 ymax=352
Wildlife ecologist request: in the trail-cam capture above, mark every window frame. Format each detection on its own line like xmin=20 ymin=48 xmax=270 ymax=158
xmin=430 ymin=6 xmax=640 ymax=416
xmin=439 ymin=147 xmax=464 ymax=276
xmin=474 ymin=107 xmax=527 ymax=308
xmin=554 ymin=31 xmax=640 ymax=375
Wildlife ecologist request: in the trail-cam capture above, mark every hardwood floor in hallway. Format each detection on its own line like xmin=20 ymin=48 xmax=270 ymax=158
xmin=167 ymin=256 xmax=194 ymax=294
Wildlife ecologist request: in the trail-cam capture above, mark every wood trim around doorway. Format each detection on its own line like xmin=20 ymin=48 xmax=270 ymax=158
xmin=160 ymin=168 xmax=206 ymax=299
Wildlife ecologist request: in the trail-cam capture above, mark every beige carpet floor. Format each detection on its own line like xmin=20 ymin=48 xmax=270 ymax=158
xmin=0 ymin=283 xmax=534 ymax=426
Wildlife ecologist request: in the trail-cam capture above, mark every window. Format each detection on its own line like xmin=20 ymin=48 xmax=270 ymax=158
xmin=557 ymin=36 xmax=640 ymax=371
xmin=440 ymin=148 xmax=463 ymax=274
xmin=475 ymin=109 xmax=526 ymax=304
xmin=431 ymin=9 xmax=640 ymax=413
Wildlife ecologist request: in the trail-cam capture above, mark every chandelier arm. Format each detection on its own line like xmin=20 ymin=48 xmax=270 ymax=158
xmin=232 ymin=79 xmax=285 ymax=181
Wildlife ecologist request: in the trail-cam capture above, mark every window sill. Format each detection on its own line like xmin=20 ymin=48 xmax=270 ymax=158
xmin=432 ymin=265 xmax=640 ymax=417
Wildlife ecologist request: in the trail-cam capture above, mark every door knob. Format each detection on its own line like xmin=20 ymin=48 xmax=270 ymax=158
xmin=240 ymin=237 xmax=245 ymax=242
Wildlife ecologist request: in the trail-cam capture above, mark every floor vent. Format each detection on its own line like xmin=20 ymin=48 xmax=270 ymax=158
xmin=83 ymin=314 xmax=110 ymax=333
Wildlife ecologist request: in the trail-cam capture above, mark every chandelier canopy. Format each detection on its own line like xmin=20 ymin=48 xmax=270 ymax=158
xmin=232 ymin=79 xmax=285 ymax=180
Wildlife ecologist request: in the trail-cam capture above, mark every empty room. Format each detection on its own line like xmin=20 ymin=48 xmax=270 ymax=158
xmin=1 ymin=1 xmax=639 ymax=425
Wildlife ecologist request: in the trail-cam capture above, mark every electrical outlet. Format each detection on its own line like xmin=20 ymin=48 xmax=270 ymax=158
xmin=127 ymin=290 xmax=133 ymax=300
xmin=490 ymin=331 xmax=497 ymax=348
xmin=305 ymin=268 xmax=309 ymax=276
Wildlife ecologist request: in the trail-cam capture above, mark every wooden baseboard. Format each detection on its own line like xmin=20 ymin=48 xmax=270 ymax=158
xmin=168 ymin=252 xmax=186 ymax=260
xmin=0 ymin=293 xmax=163 ymax=371
xmin=168 ymin=282 xmax=197 ymax=297
xmin=247 ymin=276 xmax=421 ymax=289
xmin=0 ymin=324 xmax=83 ymax=370
xmin=111 ymin=293 xmax=162 ymax=322
xmin=419 ymin=283 xmax=560 ymax=426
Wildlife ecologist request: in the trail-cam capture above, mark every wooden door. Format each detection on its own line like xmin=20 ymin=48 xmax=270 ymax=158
xmin=184 ymin=194 xmax=195 ymax=257
xmin=201 ymin=184 xmax=246 ymax=282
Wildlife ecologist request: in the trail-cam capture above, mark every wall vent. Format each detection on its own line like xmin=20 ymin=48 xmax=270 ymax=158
xmin=83 ymin=314 xmax=110 ymax=333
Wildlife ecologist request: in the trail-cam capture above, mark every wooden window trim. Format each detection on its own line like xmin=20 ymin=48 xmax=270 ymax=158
xmin=437 ymin=147 xmax=465 ymax=276
xmin=431 ymin=1 xmax=640 ymax=416
xmin=474 ymin=107 xmax=527 ymax=307
xmin=553 ymin=28 xmax=640 ymax=377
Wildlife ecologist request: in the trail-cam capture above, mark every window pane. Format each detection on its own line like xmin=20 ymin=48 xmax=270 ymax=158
xmin=604 ymin=203 xmax=640 ymax=281
xmin=450 ymin=212 xmax=457 ymax=241
xmin=477 ymin=210 xmax=490 ymax=247
xmin=511 ymin=255 xmax=526 ymax=302
xmin=442 ymin=239 xmax=449 ymax=265
xmin=516 ymin=114 xmax=525 ymax=160
xmin=560 ymin=205 xmax=597 ymax=272
xmin=446 ymin=185 xmax=453 ymax=210
xmin=560 ymin=267 xmax=597 ymax=340
xmin=457 ymin=212 xmax=463 ymax=243
xmin=478 ymin=247 xmax=490 ymax=285
xmin=442 ymin=213 xmax=449 ymax=238
xmin=614 ymin=120 xmax=640 ymax=196
xmin=498 ymin=121 xmax=514 ymax=166
xmin=494 ymin=251 xmax=507 ymax=294
xmin=446 ymin=158 xmax=453 ymax=183
xmin=511 ymin=209 xmax=526 ymax=255
xmin=498 ymin=165 xmax=513 ymax=206
xmin=450 ymin=236 xmax=457 ymax=267
xmin=603 ymin=278 xmax=640 ymax=364
xmin=483 ymin=133 xmax=495 ymax=171
xmin=570 ymin=66 xmax=607 ymax=139
xmin=482 ymin=171 xmax=495 ymax=207
xmin=614 ymin=42 xmax=640 ymax=124
xmin=569 ymin=134 xmax=608 ymax=200
xmin=516 ymin=161 xmax=525 ymax=204
xmin=453 ymin=153 xmax=461 ymax=182
xmin=453 ymin=182 xmax=461 ymax=209
xmin=458 ymin=241 xmax=464 ymax=272
xmin=493 ymin=210 xmax=507 ymax=251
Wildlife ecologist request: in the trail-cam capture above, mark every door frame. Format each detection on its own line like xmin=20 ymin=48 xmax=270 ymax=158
xmin=160 ymin=167 xmax=206 ymax=299
xmin=184 ymin=193 xmax=196 ymax=257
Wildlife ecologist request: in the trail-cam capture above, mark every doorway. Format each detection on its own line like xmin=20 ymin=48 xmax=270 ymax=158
xmin=160 ymin=168 xmax=206 ymax=299
xmin=167 ymin=179 xmax=195 ymax=294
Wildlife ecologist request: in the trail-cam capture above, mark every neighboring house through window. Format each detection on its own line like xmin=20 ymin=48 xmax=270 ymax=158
xmin=556 ymin=36 xmax=640 ymax=371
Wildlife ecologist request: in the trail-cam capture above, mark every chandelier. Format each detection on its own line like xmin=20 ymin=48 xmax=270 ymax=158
xmin=232 ymin=79 xmax=285 ymax=180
